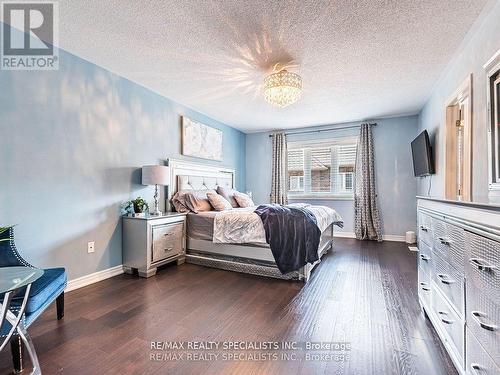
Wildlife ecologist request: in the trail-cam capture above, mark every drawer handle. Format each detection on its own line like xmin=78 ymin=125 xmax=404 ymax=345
xmin=470 ymin=363 xmax=482 ymax=375
xmin=419 ymin=254 xmax=430 ymax=261
xmin=437 ymin=311 xmax=454 ymax=324
xmin=436 ymin=273 xmax=455 ymax=285
xmin=419 ymin=225 xmax=428 ymax=232
xmin=164 ymin=247 xmax=173 ymax=252
xmin=471 ymin=311 xmax=498 ymax=332
xmin=419 ymin=282 xmax=430 ymax=292
xmin=469 ymin=258 xmax=497 ymax=272
xmin=437 ymin=237 xmax=450 ymax=245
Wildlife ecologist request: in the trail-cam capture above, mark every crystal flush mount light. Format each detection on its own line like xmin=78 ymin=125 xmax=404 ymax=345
xmin=263 ymin=69 xmax=302 ymax=108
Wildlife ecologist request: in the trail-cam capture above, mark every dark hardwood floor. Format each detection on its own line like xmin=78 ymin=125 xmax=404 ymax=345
xmin=0 ymin=238 xmax=457 ymax=375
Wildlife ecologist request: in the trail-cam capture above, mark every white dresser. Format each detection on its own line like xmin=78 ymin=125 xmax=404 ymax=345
xmin=417 ymin=197 xmax=500 ymax=375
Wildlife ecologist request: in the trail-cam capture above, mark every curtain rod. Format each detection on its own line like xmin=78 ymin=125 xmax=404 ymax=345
xmin=268 ymin=122 xmax=377 ymax=138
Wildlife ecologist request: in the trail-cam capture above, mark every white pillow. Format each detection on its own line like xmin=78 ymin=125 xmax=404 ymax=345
xmin=233 ymin=192 xmax=255 ymax=208
xmin=207 ymin=191 xmax=232 ymax=211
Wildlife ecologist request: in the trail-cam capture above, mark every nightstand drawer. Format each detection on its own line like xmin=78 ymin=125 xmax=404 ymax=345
xmin=152 ymin=223 xmax=183 ymax=263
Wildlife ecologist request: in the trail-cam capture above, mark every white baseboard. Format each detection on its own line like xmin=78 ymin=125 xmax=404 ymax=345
xmin=65 ymin=265 xmax=124 ymax=292
xmin=333 ymin=231 xmax=357 ymax=239
xmin=333 ymin=232 xmax=406 ymax=242
xmin=383 ymin=234 xmax=407 ymax=242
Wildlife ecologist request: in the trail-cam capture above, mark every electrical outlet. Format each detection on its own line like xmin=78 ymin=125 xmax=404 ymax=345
xmin=87 ymin=241 xmax=95 ymax=254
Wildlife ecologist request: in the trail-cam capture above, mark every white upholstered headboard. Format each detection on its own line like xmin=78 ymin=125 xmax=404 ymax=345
xmin=166 ymin=158 xmax=235 ymax=211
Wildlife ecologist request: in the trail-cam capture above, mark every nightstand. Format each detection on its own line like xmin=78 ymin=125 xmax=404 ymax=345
xmin=122 ymin=212 xmax=186 ymax=277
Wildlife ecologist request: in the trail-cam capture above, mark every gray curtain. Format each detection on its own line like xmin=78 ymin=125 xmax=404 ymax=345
xmin=354 ymin=123 xmax=382 ymax=241
xmin=271 ymin=132 xmax=288 ymax=205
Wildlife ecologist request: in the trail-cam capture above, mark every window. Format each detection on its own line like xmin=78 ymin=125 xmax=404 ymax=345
xmin=288 ymin=149 xmax=304 ymax=192
xmin=287 ymin=139 xmax=357 ymax=199
xmin=289 ymin=176 xmax=304 ymax=191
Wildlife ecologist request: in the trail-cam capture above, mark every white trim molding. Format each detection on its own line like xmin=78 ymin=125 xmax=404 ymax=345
xmin=333 ymin=232 xmax=406 ymax=242
xmin=485 ymin=49 xmax=500 ymax=192
xmin=65 ymin=265 xmax=124 ymax=292
xmin=383 ymin=234 xmax=407 ymax=242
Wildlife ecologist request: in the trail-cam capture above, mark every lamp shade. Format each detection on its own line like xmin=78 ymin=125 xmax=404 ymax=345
xmin=141 ymin=165 xmax=170 ymax=186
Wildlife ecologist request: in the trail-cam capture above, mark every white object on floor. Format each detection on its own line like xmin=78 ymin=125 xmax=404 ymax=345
xmin=408 ymin=246 xmax=419 ymax=252
xmin=405 ymin=231 xmax=416 ymax=244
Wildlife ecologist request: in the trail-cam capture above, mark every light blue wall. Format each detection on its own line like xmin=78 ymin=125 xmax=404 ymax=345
xmin=417 ymin=1 xmax=500 ymax=201
xmin=246 ymin=116 xmax=419 ymax=236
xmin=0 ymin=47 xmax=246 ymax=280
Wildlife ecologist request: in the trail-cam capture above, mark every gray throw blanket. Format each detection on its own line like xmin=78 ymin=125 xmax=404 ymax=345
xmin=254 ymin=204 xmax=321 ymax=274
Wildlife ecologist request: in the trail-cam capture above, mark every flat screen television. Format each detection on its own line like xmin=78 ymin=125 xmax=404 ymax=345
xmin=411 ymin=130 xmax=434 ymax=177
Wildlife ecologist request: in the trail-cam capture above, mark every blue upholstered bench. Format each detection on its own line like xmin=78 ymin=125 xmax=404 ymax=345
xmin=0 ymin=227 xmax=67 ymax=372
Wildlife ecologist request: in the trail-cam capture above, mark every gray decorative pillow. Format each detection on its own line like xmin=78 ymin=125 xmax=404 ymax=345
xmin=233 ymin=192 xmax=255 ymax=208
xmin=207 ymin=191 xmax=232 ymax=211
xmin=185 ymin=190 xmax=215 ymax=213
xmin=216 ymin=186 xmax=239 ymax=208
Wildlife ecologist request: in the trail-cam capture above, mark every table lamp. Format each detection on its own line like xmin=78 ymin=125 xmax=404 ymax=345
xmin=141 ymin=165 xmax=170 ymax=216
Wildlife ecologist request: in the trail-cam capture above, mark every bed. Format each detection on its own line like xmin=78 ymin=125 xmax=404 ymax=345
xmin=167 ymin=159 xmax=341 ymax=282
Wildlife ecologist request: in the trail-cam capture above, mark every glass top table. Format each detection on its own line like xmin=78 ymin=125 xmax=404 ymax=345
xmin=0 ymin=266 xmax=44 ymax=375
xmin=0 ymin=267 xmax=44 ymax=294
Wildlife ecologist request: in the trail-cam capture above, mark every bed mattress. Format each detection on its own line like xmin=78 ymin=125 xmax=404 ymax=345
xmin=186 ymin=211 xmax=216 ymax=241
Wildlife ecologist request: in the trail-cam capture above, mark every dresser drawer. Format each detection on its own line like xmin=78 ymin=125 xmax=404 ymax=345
xmin=418 ymin=240 xmax=433 ymax=277
xmin=432 ymin=252 xmax=464 ymax=317
xmin=467 ymin=282 xmax=500 ymax=367
xmin=447 ymin=223 xmax=466 ymax=272
xmin=432 ymin=218 xmax=465 ymax=273
xmin=418 ymin=212 xmax=432 ymax=246
xmin=152 ymin=223 xmax=183 ymax=263
xmin=432 ymin=217 xmax=448 ymax=257
xmin=467 ymin=327 xmax=500 ymax=375
xmin=418 ymin=266 xmax=431 ymax=308
xmin=466 ymin=231 xmax=500 ymax=302
xmin=432 ymin=287 xmax=464 ymax=363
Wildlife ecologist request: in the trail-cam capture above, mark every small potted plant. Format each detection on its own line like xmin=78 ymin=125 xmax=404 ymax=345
xmin=122 ymin=197 xmax=149 ymax=218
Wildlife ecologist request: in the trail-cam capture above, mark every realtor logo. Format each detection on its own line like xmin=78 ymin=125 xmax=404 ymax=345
xmin=1 ymin=1 xmax=59 ymax=70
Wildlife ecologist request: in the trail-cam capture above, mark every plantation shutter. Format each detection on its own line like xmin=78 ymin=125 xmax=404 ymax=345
xmin=287 ymin=138 xmax=357 ymax=198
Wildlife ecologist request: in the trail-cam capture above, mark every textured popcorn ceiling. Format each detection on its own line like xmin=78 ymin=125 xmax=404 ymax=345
xmin=58 ymin=0 xmax=489 ymax=132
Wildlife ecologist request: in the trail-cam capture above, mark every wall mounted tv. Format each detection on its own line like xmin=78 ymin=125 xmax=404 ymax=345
xmin=411 ymin=130 xmax=435 ymax=177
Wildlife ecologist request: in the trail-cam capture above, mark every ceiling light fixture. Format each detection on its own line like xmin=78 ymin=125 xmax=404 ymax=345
xmin=263 ymin=69 xmax=302 ymax=108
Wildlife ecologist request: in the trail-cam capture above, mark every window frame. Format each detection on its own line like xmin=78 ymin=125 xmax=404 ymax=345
xmin=485 ymin=50 xmax=500 ymax=191
xmin=289 ymin=175 xmax=305 ymax=192
xmin=287 ymin=137 xmax=357 ymax=200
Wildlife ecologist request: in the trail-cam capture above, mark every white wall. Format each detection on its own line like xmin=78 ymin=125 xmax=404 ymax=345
xmin=417 ymin=0 xmax=500 ymax=201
